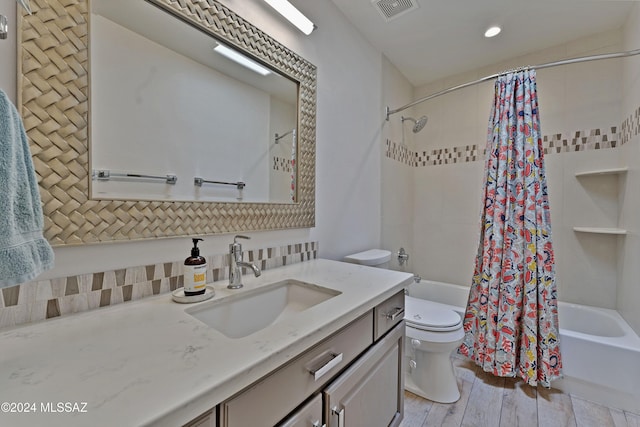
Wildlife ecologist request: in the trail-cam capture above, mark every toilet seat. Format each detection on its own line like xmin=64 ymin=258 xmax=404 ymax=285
xmin=405 ymin=296 xmax=463 ymax=332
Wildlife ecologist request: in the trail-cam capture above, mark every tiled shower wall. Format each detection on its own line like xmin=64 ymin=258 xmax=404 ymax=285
xmin=386 ymin=106 xmax=639 ymax=166
xmin=0 ymin=241 xmax=318 ymax=330
xmin=386 ymin=104 xmax=639 ymax=307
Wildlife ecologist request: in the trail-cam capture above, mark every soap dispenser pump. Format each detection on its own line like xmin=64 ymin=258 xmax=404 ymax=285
xmin=184 ymin=238 xmax=207 ymax=296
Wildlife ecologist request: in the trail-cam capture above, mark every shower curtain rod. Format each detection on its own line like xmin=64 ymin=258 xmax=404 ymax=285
xmin=385 ymin=47 xmax=640 ymax=120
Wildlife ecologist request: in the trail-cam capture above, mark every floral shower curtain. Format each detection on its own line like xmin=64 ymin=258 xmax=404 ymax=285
xmin=458 ymin=69 xmax=562 ymax=387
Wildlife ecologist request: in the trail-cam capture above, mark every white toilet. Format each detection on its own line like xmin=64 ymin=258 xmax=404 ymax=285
xmin=344 ymin=249 xmax=464 ymax=403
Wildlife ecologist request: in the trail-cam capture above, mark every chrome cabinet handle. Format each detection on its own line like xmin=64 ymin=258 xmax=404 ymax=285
xmin=308 ymin=352 xmax=343 ymax=381
xmin=385 ymin=307 xmax=405 ymax=321
xmin=332 ymin=406 xmax=345 ymax=427
xmin=311 ymin=421 xmax=326 ymax=427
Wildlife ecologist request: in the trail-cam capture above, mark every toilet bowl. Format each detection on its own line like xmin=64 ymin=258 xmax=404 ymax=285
xmin=404 ymin=295 xmax=464 ymax=403
xmin=343 ymin=249 xmax=464 ymax=403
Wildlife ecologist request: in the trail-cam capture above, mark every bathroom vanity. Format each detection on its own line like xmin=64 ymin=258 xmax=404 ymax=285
xmin=215 ymin=290 xmax=405 ymax=427
xmin=0 ymin=260 xmax=412 ymax=427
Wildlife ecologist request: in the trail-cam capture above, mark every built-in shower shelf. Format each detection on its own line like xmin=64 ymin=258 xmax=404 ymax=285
xmin=575 ymin=167 xmax=628 ymax=177
xmin=573 ymin=227 xmax=627 ymax=235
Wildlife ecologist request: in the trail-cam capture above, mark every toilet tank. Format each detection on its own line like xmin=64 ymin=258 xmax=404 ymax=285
xmin=344 ymin=249 xmax=391 ymax=269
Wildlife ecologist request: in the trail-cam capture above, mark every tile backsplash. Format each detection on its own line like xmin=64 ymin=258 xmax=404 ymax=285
xmin=0 ymin=241 xmax=318 ymax=330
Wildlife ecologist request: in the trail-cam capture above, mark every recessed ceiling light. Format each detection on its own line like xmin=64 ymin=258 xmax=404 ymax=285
xmin=484 ymin=26 xmax=501 ymax=38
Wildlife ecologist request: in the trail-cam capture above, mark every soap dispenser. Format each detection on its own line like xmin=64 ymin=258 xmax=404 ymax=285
xmin=184 ymin=238 xmax=207 ymax=296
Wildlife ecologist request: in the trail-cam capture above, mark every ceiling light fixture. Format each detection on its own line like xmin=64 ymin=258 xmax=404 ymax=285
xmin=213 ymin=44 xmax=272 ymax=76
xmin=484 ymin=26 xmax=501 ymax=38
xmin=263 ymin=0 xmax=316 ymax=35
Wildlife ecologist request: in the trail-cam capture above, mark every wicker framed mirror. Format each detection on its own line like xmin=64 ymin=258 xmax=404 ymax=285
xmin=17 ymin=0 xmax=316 ymax=246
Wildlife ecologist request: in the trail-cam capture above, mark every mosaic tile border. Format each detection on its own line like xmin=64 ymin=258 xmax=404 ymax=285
xmin=542 ymin=127 xmax=619 ymax=154
xmin=386 ymin=140 xmax=415 ymax=166
xmin=273 ymin=156 xmax=294 ymax=173
xmin=0 ymin=241 xmax=318 ymax=330
xmin=386 ymin=106 xmax=640 ymax=166
xmin=621 ymin=106 xmax=640 ymax=146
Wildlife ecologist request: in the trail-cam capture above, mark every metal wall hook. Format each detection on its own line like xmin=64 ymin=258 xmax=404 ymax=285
xmin=0 ymin=15 xmax=8 ymax=40
xmin=275 ymin=129 xmax=295 ymax=144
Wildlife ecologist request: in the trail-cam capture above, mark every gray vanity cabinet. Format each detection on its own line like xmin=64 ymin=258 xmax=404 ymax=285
xmin=219 ymin=313 xmax=374 ymax=426
xmin=324 ymin=321 xmax=404 ymax=427
xmin=209 ymin=291 xmax=405 ymax=427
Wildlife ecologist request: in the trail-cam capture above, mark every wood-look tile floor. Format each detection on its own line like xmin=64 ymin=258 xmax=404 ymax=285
xmin=401 ymin=356 xmax=640 ymax=427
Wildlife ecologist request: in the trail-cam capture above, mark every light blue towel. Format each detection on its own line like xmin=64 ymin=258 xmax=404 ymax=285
xmin=0 ymin=89 xmax=54 ymax=288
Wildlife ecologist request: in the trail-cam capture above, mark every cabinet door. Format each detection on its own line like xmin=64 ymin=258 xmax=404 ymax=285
xmin=323 ymin=321 xmax=404 ymax=427
xmin=279 ymin=394 xmax=323 ymax=427
xmin=220 ymin=313 xmax=373 ymax=427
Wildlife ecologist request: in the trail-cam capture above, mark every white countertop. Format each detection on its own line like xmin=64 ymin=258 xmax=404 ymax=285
xmin=0 ymin=259 xmax=413 ymax=427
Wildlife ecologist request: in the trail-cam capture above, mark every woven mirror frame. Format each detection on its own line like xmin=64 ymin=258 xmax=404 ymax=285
xmin=17 ymin=0 xmax=316 ymax=246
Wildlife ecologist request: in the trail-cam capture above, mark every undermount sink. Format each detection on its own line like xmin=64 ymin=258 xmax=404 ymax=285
xmin=186 ymin=279 xmax=341 ymax=339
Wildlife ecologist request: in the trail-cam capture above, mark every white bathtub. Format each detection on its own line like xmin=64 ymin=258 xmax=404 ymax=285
xmin=407 ymin=279 xmax=640 ymax=413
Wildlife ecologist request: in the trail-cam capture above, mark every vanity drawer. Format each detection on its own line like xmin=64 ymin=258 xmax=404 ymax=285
xmin=219 ymin=312 xmax=373 ymax=427
xmin=374 ymin=290 xmax=405 ymax=340
xmin=279 ymin=394 xmax=322 ymax=427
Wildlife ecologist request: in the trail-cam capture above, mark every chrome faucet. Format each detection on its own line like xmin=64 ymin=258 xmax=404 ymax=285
xmin=228 ymin=235 xmax=261 ymax=289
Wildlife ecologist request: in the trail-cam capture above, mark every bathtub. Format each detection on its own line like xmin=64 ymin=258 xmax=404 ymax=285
xmin=407 ymin=279 xmax=640 ymax=413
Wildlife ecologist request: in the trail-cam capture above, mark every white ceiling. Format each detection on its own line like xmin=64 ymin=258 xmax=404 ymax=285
xmin=329 ymin=0 xmax=636 ymax=87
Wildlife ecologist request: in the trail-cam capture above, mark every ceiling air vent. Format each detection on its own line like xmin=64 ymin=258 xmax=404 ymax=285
xmin=372 ymin=0 xmax=419 ymax=22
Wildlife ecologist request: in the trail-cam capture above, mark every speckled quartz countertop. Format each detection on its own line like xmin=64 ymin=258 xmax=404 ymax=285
xmin=0 ymin=259 xmax=413 ymax=427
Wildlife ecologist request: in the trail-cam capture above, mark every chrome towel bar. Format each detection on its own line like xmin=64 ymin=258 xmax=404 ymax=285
xmin=194 ymin=177 xmax=245 ymax=190
xmin=92 ymin=169 xmax=177 ymax=184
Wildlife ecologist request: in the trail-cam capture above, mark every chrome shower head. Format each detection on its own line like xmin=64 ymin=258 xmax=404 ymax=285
xmin=401 ymin=115 xmax=428 ymax=133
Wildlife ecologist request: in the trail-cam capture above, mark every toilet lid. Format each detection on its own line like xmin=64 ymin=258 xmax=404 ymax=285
xmin=405 ymin=296 xmax=462 ymax=332
xmin=343 ymin=249 xmax=391 ymax=266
